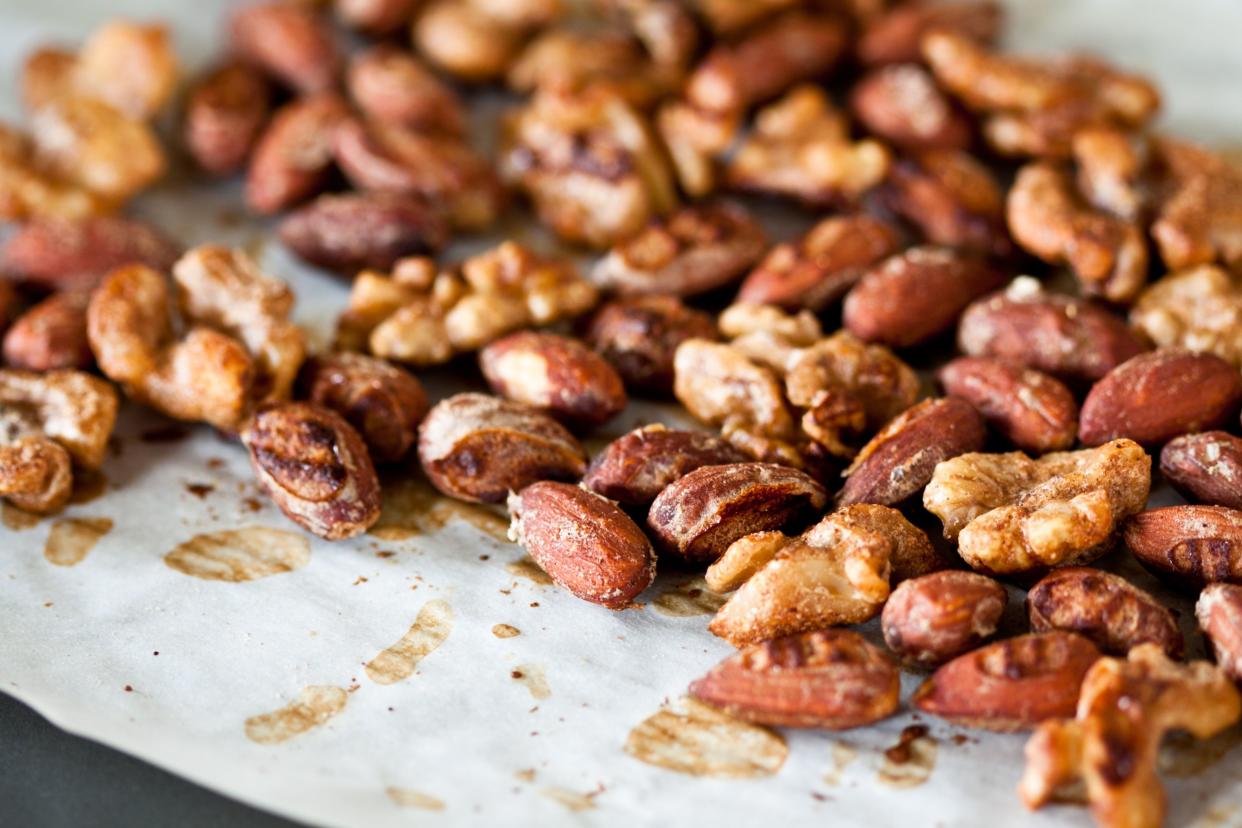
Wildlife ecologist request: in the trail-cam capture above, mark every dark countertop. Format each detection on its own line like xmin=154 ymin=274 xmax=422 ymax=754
xmin=0 ymin=691 xmax=304 ymax=828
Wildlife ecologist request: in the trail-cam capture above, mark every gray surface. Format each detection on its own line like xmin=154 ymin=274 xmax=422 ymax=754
xmin=0 ymin=691 xmax=304 ymax=828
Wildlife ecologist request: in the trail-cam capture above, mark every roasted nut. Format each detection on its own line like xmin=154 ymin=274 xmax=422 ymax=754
xmin=501 ymin=86 xmax=677 ymax=248
xmin=912 ymin=632 xmax=1102 ymax=731
xmin=299 ymin=352 xmax=428 ymax=463
xmin=0 ymin=368 xmax=118 ymax=470
xmin=736 ymin=215 xmax=901 ymax=311
xmin=582 ymin=425 xmax=747 ymax=506
xmin=20 ymin=48 xmax=77 ymax=113
xmin=279 ymin=192 xmax=449 ymax=273
xmin=183 ymin=63 xmax=272 ymax=176
xmin=590 ymin=203 xmax=767 ymax=298
xmin=1079 ymin=349 xmax=1242 ymax=447
xmin=882 ymin=571 xmax=1007 ymax=667
xmin=655 ymin=98 xmax=739 ymax=199
xmin=1124 ymin=505 xmax=1242 ymax=588
xmin=1130 ymin=265 xmax=1242 ymax=368
xmin=0 ymin=283 xmax=17 ymax=332
xmin=924 ymin=439 xmax=1151 ymax=576
xmin=858 ymin=0 xmax=1001 ymax=65
xmin=647 ymin=462 xmax=828 ymax=564
xmin=690 ymin=0 xmax=798 ymax=36
xmin=347 ymin=46 xmax=465 ymax=134
xmin=246 ymin=94 xmax=349 ymax=215
xmin=508 ymin=481 xmax=657 ymax=608
xmin=840 ymin=397 xmax=986 ymax=508
xmin=507 ymin=28 xmax=675 ymax=107
xmin=0 ymin=124 xmax=107 ymax=221
xmin=850 ymin=64 xmax=973 ymax=151
xmin=479 ymin=331 xmax=626 ymax=428
xmin=230 ymin=1 xmax=341 ymax=94
xmin=3 ymin=291 xmax=92 ymax=371
xmin=0 ymin=215 xmax=179 ymax=292
xmin=717 ymin=302 xmax=822 ymax=357
xmin=726 ymin=85 xmax=890 ymax=206
xmin=1071 ymin=125 xmax=1148 ymax=221
xmin=1028 ymin=568 xmax=1182 ymax=658
xmin=673 ymin=338 xmax=795 ymax=444
xmin=844 ymin=246 xmax=1003 ymax=348
xmin=937 ymin=356 xmax=1078 ymax=453
xmin=413 ymin=1 xmax=525 ymax=82
xmin=242 ymin=402 xmax=381 ymax=540
xmin=336 ymin=0 xmax=421 ymax=34
xmin=1150 ymin=138 xmax=1242 ymax=272
xmin=886 ymin=149 xmax=1010 ymax=255
xmin=71 ymin=22 xmax=178 ymax=120
xmin=1007 ymin=162 xmax=1147 ymax=303
xmin=0 ymin=435 xmax=73 ymax=514
xmin=1160 ymin=431 xmax=1242 ymax=509
xmin=958 ymin=277 xmax=1147 ymax=382
xmin=689 ymin=630 xmax=900 ymax=729
xmin=417 ymin=392 xmax=587 ymax=503
xmin=606 ymin=0 xmax=698 ymax=72
xmin=804 ymin=503 xmax=942 ymax=584
xmin=581 ymin=296 xmax=716 ymax=395
xmin=1019 ymin=646 xmax=1241 ymax=828
xmin=1197 ymin=583 xmax=1242 ymax=683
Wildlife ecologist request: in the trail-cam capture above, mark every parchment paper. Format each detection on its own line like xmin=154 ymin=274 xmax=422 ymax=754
xmin=3 ymin=2 xmax=1242 ymax=826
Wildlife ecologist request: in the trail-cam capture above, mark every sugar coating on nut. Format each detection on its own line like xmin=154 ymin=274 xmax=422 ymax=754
xmin=1026 ymin=567 xmax=1183 ymax=657
xmin=0 ymin=368 xmax=118 ymax=470
xmin=1130 ymin=266 xmax=1242 ymax=368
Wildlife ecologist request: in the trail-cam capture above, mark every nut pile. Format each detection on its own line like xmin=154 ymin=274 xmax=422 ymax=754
xmin=3 ymin=4 xmax=1242 ymax=827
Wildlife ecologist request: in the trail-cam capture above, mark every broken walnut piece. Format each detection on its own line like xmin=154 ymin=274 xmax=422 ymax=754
xmin=1130 ymin=265 xmax=1242 ymax=369
xmin=1149 ymin=138 xmax=1242 ymax=272
xmin=0 ymin=124 xmax=109 ymax=221
xmin=1019 ymin=645 xmax=1241 ymax=828
xmin=673 ymin=338 xmax=795 ymax=443
xmin=0 ymin=436 xmax=73 ymax=514
xmin=0 ymin=368 xmax=118 ymax=471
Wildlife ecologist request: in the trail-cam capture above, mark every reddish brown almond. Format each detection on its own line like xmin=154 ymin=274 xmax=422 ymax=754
xmin=479 ymin=332 xmax=627 ymax=428
xmin=882 ymin=570 xmax=1007 ymax=666
xmin=849 ymin=64 xmax=972 ymax=151
xmin=858 ymin=0 xmax=1002 ymax=65
xmin=0 ymin=217 xmax=179 ymax=292
xmin=246 ymin=94 xmax=350 ymax=215
xmin=647 ymin=463 xmax=828 ymax=564
xmin=1079 ymin=349 xmax=1242 ymax=447
xmin=299 ymin=352 xmax=428 ymax=463
xmin=1125 ymin=505 xmax=1242 ymax=588
xmin=1027 ymin=567 xmax=1183 ymax=657
xmin=183 ymin=63 xmax=273 ymax=176
xmin=279 ymin=192 xmax=448 ymax=273
xmin=938 ymin=356 xmax=1078 ymax=453
xmin=843 ymin=246 xmax=1003 ymax=348
xmin=735 ymin=215 xmax=901 ymax=311
xmin=912 ymin=632 xmax=1102 ymax=731
xmin=2 ymin=292 xmax=92 ymax=371
xmin=1161 ymin=431 xmax=1242 ymax=509
xmin=840 ymin=397 xmax=986 ymax=507
xmin=581 ymin=296 xmax=717 ymax=395
xmin=346 ymin=45 xmax=464 ymax=134
xmin=230 ymin=1 xmax=341 ymax=94
xmin=1197 ymin=583 xmax=1242 ymax=683
xmin=689 ymin=630 xmax=900 ymax=729
xmin=886 ymin=150 xmax=1010 ymax=256
xmin=418 ymin=393 xmax=588 ymax=504
xmin=958 ymin=281 xmax=1148 ymax=382
xmin=337 ymin=0 xmax=420 ymax=35
xmin=582 ymin=425 xmax=749 ymax=506
xmin=509 ymin=481 xmax=656 ymax=609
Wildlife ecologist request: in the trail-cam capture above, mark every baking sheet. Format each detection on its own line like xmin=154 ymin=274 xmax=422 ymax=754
xmin=3 ymin=1 xmax=1242 ymax=826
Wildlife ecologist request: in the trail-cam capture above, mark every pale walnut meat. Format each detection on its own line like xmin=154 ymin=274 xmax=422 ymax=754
xmin=1130 ymin=266 xmax=1242 ymax=368
xmin=923 ymin=439 xmax=1152 ymax=576
xmin=347 ymin=46 xmax=466 ymax=135
xmin=581 ymin=296 xmax=717 ymax=395
xmin=1019 ymin=645 xmax=1241 ymax=828
xmin=858 ymin=0 xmax=1001 ymax=66
xmin=413 ymin=1 xmax=526 ymax=82
xmin=655 ymin=98 xmax=740 ymax=199
xmin=20 ymin=49 xmax=77 ymax=114
xmin=1149 ymin=138 xmax=1242 ymax=271
xmin=507 ymin=29 xmax=676 ymax=108
xmin=591 ymin=203 xmax=766 ymax=298
xmin=0 ymin=436 xmax=73 ymax=514
xmin=726 ymin=86 xmax=890 ymax=207
xmin=602 ymin=0 xmax=698 ymax=73
xmin=886 ymin=149 xmax=1010 ymax=255
xmin=1008 ymin=163 xmax=1147 ymax=303
xmin=501 ymin=86 xmax=677 ymax=248
xmin=71 ymin=22 xmax=178 ymax=121
xmin=1071 ymin=126 xmax=1148 ymax=221
xmin=738 ymin=215 xmax=901 ymax=312
xmin=717 ymin=302 xmax=823 ymax=361
xmin=0 ymin=369 xmax=118 ymax=470
xmin=849 ymin=64 xmax=973 ymax=152
xmin=673 ymin=338 xmax=795 ymax=442
xmin=0 ymin=124 xmax=108 ymax=221
xmin=299 ymin=352 xmax=427 ymax=463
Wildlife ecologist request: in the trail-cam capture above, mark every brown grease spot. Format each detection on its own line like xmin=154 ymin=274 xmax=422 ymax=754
xmin=492 ymin=623 xmax=521 ymax=638
xmin=244 ymin=686 xmax=347 ymax=745
xmin=823 ymin=741 xmax=857 ymax=786
xmin=365 ymin=599 xmax=454 ymax=684
xmin=43 ymin=517 xmax=113 ymax=567
xmin=2 ymin=503 xmax=42 ymax=530
xmin=505 ymin=555 xmax=553 ymax=585
xmin=877 ymin=726 xmax=938 ymax=788
xmin=514 ymin=769 xmax=536 ymax=783
xmin=140 ymin=424 xmax=189 ymax=443
xmin=68 ymin=470 xmax=108 ymax=505
xmin=369 ymin=477 xmax=510 ymax=542
xmin=185 ymin=482 xmax=215 ymax=499
xmin=164 ymin=527 xmax=310 ymax=582
xmin=1159 ymin=725 xmax=1242 ymax=777
xmin=385 ymin=787 xmax=445 ymax=810
xmin=511 ymin=663 xmax=550 ymax=699
xmin=624 ymin=698 xmax=787 ymax=778
xmin=652 ymin=577 xmax=727 ymax=617
xmin=540 ymin=787 xmax=598 ymax=812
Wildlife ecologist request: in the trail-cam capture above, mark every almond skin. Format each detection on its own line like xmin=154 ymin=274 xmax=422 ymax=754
xmin=279 ymin=192 xmax=448 ymax=273
xmin=912 ymin=632 xmax=1102 ymax=731
xmin=0 ymin=216 xmax=179 ymax=292
xmin=479 ymin=331 xmax=627 ymax=428
xmin=582 ymin=425 xmax=748 ymax=506
xmin=1027 ymin=567 xmax=1183 ymax=657
xmin=581 ymin=296 xmax=718 ymax=395
xmin=183 ymin=63 xmax=272 ymax=176
xmin=938 ymin=356 xmax=1077 ymax=453
xmin=1124 ymin=505 xmax=1242 ymax=588
xmin=229 ymin=1 xmax=341 ymax=94
xmin=1160 ymin=431 xmax=1242 ymax=510
xmin=2 ymin=291 xmax=93 ymax=371
xmin=1080 ymin=349 xmax=1242 ymax=447
xmin=647 ymin=463 xmax=828 ymax=563
xmin=246 ymin=94 xmax=349 ymax=215
xmin=508 ymin=481 xmax=656 ymax=609
xmin=840 ymin=396 xmax=986 ymax=507
xmin=689 ymin=630 xmax=900 ymax=729
xmin=1197 ymin=583 xmax=1242 ymax=683
xmin=881 ymin=570 xmax=1007 ymax=666
xmin=843 ymin=246 xmax=1003 ymax=347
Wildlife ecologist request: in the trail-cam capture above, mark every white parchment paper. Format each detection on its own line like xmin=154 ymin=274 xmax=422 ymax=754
xmin=3 ymin=2 xmax=1242 ymax=826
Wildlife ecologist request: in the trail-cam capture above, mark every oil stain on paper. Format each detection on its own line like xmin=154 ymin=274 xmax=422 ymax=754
xmin=510 ymin=664 xmax=550 ymax=700
xmin=365 ymin=599 xmax=454 ymax=685
xmin=369 ymin=477 xmax=510 ymax=543
xmin=505 ymin=555 xmax=552 ymax=585
xmin=651 ymin=577 xmax=727 ymax=617
xmin=540 ymin=787 xmax=598 ymax=812
xmin=877 ymin=725 xmax=938 ymax=788
xmin=244 ymin=686 xmax=348 ymax=745
xmin=385 ymin=787 xmax=445 ymax=811
xmin=43 ymin=517 xmax=113 ymax=567
xmin=164 ymin=527 xmax=310 ymax=582
xmin=624 ymin=698 xmax=787 ymax=778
